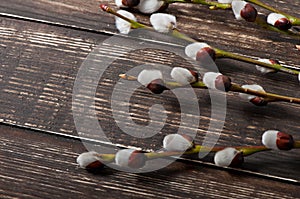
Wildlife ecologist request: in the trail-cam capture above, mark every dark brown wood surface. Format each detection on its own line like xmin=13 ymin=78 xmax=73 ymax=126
xmin=0 ymin=0 xmax=300 ymax=198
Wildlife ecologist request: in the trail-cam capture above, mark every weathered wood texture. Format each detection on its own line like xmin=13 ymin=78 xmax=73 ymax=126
xmin=0 ymin=0 xmax=300 ymax=197
xmin=0 ymin=124 xmax=299 ymax=199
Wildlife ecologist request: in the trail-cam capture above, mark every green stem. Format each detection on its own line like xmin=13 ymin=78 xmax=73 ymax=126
xmin=254 ymin=15 xmax=300 ymax=38
xmin=120 ymin=74 xmax=300 ymax=104
xmin=95 ymin=144 xmax=272 ymax=163
xmin=100 ymin=4 xmax=148 ymax=29
xmin=237 ymin=145 xmax=270 ymax=156
xmin=102 ymin=5 xmax=299 ymax=77
xmin=163 ymin=0 xmax=231 ymax=9
xmin=230 ymin=83 xmax=300 ymax=104
xmin=215 ymin=48 xmax=299 ymax=75
xmin=245 ymin=0 xmax=300 ymax=25
xmin=96 ymin=153 xmax=115 ymax=162
xmin=293 ymin=141 xmax=300 ymax=149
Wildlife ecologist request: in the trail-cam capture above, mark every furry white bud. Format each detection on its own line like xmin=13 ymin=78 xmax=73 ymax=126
xmin=239 ymin=84 xmax=265 ymax=100
xmin=262 ymin=130 xmax=294 ymax=150
xmin=137 ymin=69 xmax=163 ymax=86
xmin=214 ymin=147 xmax=243 ymax=167
xmin=137 ymin=0 xmax=165 ymax=14
xmin=232 ymin=0 xmax=257 ymax=22
xmin=163 ymin=134 xmax=193 ymax=152
xmin=185 ymin=42 xmax=211 ymax=60
xmin=267 ymin=13 xmax=292 ymax=30
xmin=115 ymin=0 xmax=127 ymax=8
xmin=115 ymin=10 xmax=136 ymax=34
xmin=76 ymin=151 xmax=102 ymax=169
xmin=150 ymin=13 xmax=176 ymax=33
xmin=255 ymin=59 xmax=277 ymax=74
xmin=202 ymin=72 xmax=222 ymax=89
xmin=115 ymin=149 xmax=146 ymax=168
xmin=170 ymin=67 xmax=197 ymax=85
xmin=262 ymin=130 xmax=279 ymax=150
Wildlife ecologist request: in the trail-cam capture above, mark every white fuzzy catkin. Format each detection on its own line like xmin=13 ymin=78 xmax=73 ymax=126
xmin=137 ymin=0 xmax=164 ymax=14
xmin=137 ymin=69 xmax=163 ymax=86
xmin=231 ymin=0 xmax=247 ymax=20
xmin=202 ymin=72 xmax=222 ymax=89
xmin=170 ymin=67 xmax=196 ymax=85
xmin=76 ymin=151 xmax=100 ymax=169
xmin=115 ymin=0 xmax=127 ymax=8
xmin=255 ymin=59 xmax=277 ymax=74
xmin=150 ymin=13 xmax=176 ymax=33
xmin=115 ymin=149 xmax=135 ymax=167
xmin=239 ymin=84 xmax=265 ymax=100
xmin=267 ymin=13 xmax=287 ymax=26
xmin=185 ymin=42 xmax=210 ymax=60
xmin=163 ymin=134 xmax=192 ymax=152
xmin=115 ymin=10 xmax=136 ymax=34
xmin=214 ymin=147 xmax=239 ymax=167
xmin=262 ymin=130 xmax=280 ymax=150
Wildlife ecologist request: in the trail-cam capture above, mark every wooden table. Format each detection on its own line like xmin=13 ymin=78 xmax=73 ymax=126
xmin=0 ymin=0 xmax=299 ymax=198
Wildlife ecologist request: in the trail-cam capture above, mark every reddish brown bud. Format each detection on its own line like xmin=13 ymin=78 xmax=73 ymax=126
xmin=128 ymin=151 xmax=147 ymax=169
xmin=196 ymin=47 xmax=216 ymax=62
xmin=274 ymin=18 xmax=292 ymax=30
xmin=250 ymin=97 xmax=268 ymax=106
xmin=100 ymin=4 xmax=109 ymax=11
xmin=240 ymin=4 xmax=257 ymax=22
xmin=122 ymin=0 xmax=140 ymax=7
xmin=85 ymin=160 xmax=105 ymax=171
xmin=189 ymin=70 xmax=199 ymax=83
xmin=229 ymin=152 xmax=244 ymax=167
xmin=268 ymin=59 xmax=280 ymax=65
xmin=147 ymin=79 xmax=169 ymax=94
xmin=215 ymin=75 xmax=232 ymax=92
xmin=276 ymin=132 xmax=294 ymax=150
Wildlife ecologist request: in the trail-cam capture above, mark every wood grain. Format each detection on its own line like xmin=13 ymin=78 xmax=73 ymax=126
xmin=0 ymin=124 xmax=299 ymax=198
xmin=0 ymin=15 xmax=300 ymax=182
xmin=0 ymin=0 xmax=300 ymax=196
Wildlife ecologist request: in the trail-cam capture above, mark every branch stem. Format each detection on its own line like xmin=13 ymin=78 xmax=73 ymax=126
xmin=120 ymin=74 xmax=300 ymax=104
xmin=245 ymin=0 xmax=300 ymax=25
xmin=101 ymin=5 xmax=299 ymax=78
xmin=215 ymin=48 xmax=299 ymax=75
xmin=164 ymin=0 xmax=231 ymax=9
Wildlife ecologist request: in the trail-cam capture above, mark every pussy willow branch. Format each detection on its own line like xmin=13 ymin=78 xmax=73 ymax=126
xmin=94 ymin=140 xmax=300 ymax=164
xmin=164 ymin=0 xmax=300 ymax=27
xmin=119 ymin=74 xmax=300 ymax=104
xmin=254 ymin=15 xmax=300 ymax=38
xmin=162 ymin=0 xmax=231 ymax=9
xmin=94 ymin=144 xmax=270 ymax=164
xmin=100 ymin=5 xmax=300 ymax=76
xmin=245 ymin=0 xmax=300 ymax=25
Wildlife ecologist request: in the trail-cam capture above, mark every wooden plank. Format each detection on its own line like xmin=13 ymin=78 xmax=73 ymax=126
xmin=0 ymin=124 xmax=299 ymax=198
xmin=0 ymin=0 xmax=299 ymax=60
xmin=0 ymin=16 xmax=300 ymax=184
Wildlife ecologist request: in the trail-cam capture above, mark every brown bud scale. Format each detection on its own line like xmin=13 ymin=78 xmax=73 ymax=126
xmin=86 ymin=160 xmax=104 ymax=171
xmin=128 ymin=151 xmax=147 ymax=169
xmin=241 ymin=4 xmax=257 ymax=22
xmin=276 ymin=132 xmax=294 ymax=150
xmin=274 ymin=18 xmax=292 ymax=30
xmin=215 ymin=75 xmax=232 ymax=92
xmin=122 ymin=0 xmax=140 ymax=7
xmin=147 ymin=79 xmax=169 ymax=94
xmin=196 ymin=47 xmax=216 ymax=62
xmin=229 ymin=152 xmax=244 ymax=167
xmin=250 ymin=97 xmax=268 ymax=106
